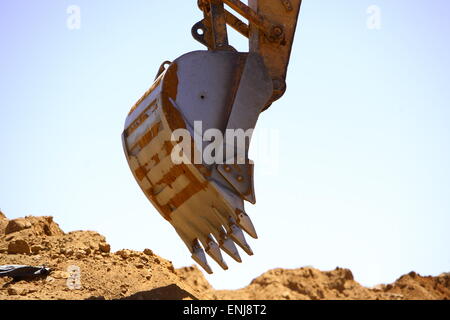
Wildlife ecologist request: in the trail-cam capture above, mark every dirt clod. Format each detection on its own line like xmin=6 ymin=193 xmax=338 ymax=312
xmin=7 ymin=239 xmax=31 ymax=255
xmin=143 ymin=249 xmax=153 ymax=256
xmin=5 ymin=219 xmax=32 ymax=235
xmin=99 ymin=243 xmax=111 ymax=253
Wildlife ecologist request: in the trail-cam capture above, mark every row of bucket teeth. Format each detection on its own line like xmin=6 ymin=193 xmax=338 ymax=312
xmin=190 ymin=212 xmax=257 ymax=274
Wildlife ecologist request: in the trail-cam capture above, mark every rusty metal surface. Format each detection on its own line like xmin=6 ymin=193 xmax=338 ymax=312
xmin=192 ymin=9 xmax=249 ymax=48
xmin=248 ymin=0 xmax=303 ymax=103
xmin=209 ymin=0 xmax=230 ymax=50
xmin=224 ymin=10 xmax=249 ymax=38
xmin=221 ymin=0 xmax=275 ymax=39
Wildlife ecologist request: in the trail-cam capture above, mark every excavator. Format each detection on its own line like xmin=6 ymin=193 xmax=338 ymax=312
xmin=122 ymin=0 xmax=303 ymax=274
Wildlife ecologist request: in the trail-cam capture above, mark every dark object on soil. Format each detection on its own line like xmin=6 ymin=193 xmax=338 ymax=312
xmin=0 ymin=265 xmax=51 ymax=281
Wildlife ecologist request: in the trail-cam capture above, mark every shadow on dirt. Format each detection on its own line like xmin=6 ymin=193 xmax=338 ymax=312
xmin=119 ymin=284 xmax=199 ymax=300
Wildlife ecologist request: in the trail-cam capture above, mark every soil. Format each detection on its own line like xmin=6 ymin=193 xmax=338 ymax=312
xmin=0 ymin=212 xmax=448 ymax=300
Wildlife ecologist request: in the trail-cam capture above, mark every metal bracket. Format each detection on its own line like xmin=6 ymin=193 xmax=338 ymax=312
xmin=191 ymin=20 xmax=209 ymax=48
xmin=154 ymin=61 xmax=172 ymax=81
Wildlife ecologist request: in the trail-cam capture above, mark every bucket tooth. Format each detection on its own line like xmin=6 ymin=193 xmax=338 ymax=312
xmin=206 ymin=236 xmax=228 ymax=270
xmin=229 ymin=223 xmax=254 ymax=256
xmin=218 ymin=228 xmax=242 ymax=263
xmin=236 ymin=211 xmax=258 ymax=239
xmin=191 ymin=241 xmax=213 ymax=274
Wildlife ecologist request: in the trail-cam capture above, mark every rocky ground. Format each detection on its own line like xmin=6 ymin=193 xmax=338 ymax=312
xmin=0 ymin=211 xmax=448 ymax=300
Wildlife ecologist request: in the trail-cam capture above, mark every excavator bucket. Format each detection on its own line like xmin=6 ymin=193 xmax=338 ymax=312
xmin=122 ymin=51 xmax=272 ymax=273
xmin=122 ymin=0 xmax=302 ymax=273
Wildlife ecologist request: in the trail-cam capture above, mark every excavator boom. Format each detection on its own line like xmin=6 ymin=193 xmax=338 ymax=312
xmin=122 ymin=0 xmax=303 ymax=273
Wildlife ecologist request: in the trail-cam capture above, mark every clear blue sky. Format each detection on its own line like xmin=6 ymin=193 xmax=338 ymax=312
xmin=1 ymin=0 xmax=449 ymax=290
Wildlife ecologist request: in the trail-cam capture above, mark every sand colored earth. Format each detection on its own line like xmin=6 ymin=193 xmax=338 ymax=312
xmin=0 ymin=212 xmax=448 ymax=300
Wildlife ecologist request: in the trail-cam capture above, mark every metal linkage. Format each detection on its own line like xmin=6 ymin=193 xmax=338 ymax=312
xmin=209 ymin=0 xmax=229 ymax=49
xmin=224 ymin=10 xmax=249 ymax=38
xmin=221 ymin=0 xmax=284 ymax=42
xmin=193 ymin=0 xmax=285 ymax=50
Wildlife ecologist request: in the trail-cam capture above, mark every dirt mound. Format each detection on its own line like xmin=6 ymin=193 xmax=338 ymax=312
xmin=208 ymin=268 xmax=449 ymax=300
xmin=378 ymin=271 xmax=450 ymax=300
xmin=0 ymin=213 xmax=448 ymax=300
xmin=213 ymin=267 xmax=373 ymax=300
xmin=0 ymin=213 xmax=209 ymax=300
